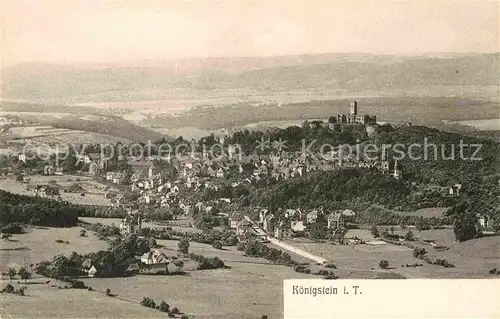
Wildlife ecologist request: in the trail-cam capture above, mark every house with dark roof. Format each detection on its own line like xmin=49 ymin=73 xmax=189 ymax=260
xmin=327 ymin=212 xmax=345 ymax=230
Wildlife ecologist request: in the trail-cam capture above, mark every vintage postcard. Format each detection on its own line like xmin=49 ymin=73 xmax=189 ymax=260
xmin=0 ymin=1 xmax=499 ymax=318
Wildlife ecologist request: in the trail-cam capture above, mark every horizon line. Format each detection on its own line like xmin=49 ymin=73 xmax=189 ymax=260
xmin=3 ymin=51 xmax=499 ymax=69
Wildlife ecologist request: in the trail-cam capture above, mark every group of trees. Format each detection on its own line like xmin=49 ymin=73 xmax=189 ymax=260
xmin=189 ymin=254 xmax=226 ymax=270
xmin=37 ymin=234 xmax=153 ymax=279
xmin=241 ymin=240 xmax=295 ymax=267
xmin=372 ymin=126 xmax=500 ymax=186
xmin=244 ymin=169 xmax=417 ymax=213
xmin=0 ymin=189 xmax=96 ymax=227
xmin=3 ymin=267 xmax=32 ymax=283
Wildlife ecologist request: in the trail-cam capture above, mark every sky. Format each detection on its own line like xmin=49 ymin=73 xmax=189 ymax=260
xmin=1 ymin=0 xmax=499 ymax=66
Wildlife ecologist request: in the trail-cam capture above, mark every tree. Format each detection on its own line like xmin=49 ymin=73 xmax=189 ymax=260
xmin=453 ymin=215 xmax=479 ymax=242
xmin=404 ymin=230 xmax=415 ymax=241
xmin=7 ymin=268 xmax=16 ymax=281
xmin=379 ymin=260 xmax=389 ymax=269
xmin=17 ymin=267 xmax=31 ymax=284
xmin=448 ymin=202 xmax=479 ymax=242
xmin=370 ymin=224 xmax=380 ymax=238
xmin=178 ymin=238 xmax=190 ymax=254
xmin=148 ymin=237 xmax=157 ymax=248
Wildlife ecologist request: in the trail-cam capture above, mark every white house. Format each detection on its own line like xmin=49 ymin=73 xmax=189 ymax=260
xmin=140 ymin=250 xmax=170 ymax=265
xmin=87 ymin=266 xmax=98 ymax=277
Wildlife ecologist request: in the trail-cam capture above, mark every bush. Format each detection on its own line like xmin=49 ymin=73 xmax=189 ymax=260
xmin=370 ymin=224 xmax=379 ymax=238
xmin=324 ymin=273 xmax=338 ymax=280
xmin=2 ymin=283 xmax=14 ymax=293
xmin=141 ymin=297 xmax=156 ymax=308
xmin=181 ymin=316 xmax=189 ymax=319
xmin=212 ymin=241 xmax=223 ymax=250
xmin=1 ymin=233 xmax=11 ymax=239
xmin=379 ymin=260 xmax=389 ymax=269
xmin=412 ymin=247 xmax=427 ymax=258
xmin=171 ymin=307 xmax=179 ymax=314
xmin=489 ymin=268 xmax=497 ymax=274
xmin=1 ymin=223 xmax=23 ymax=234
xmin=167 ymin=313 xmax=175 ymax=318
xmin=157 ymin=301 xmax=170 ymax=313
xmin=80 ymin=230 xmax=86 ymax=237
xmin=324 ymin=263 xmax=337 ymax=269
xmin=55 ymin=239 xmax=64 ymax=243
xmin=404 ymin=230 xmax=415 ymax=241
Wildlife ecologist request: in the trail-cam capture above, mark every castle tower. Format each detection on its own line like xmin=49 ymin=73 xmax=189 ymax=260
xmin=349 ymin=101 xmax=358 ymax=116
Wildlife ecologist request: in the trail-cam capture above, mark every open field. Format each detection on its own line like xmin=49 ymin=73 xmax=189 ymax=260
xmin=0 ymin=226 xmax=109 ymax=271
xmin=394 ymin=207 xmax=449 ymax=218
xmin=288 ymin=228 xmax=500 ymax=279
xmin=2 ymin=125 xmax=132 ymax=145
xmin=0 ymin=176 xmax=113 ymax=206
xmin=0 ymin=280 xmax=165 ymax=319
xmin=0 ymin=219 xmax=314 ymax=319
xmin=453 ymin=118 xmax=500 ymax=131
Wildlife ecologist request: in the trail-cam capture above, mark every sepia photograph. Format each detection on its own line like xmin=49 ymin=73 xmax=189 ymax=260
xmin=0 ymin=1 xmax=499 ymax=318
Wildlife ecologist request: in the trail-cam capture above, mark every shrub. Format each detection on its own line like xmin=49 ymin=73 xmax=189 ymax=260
xmin=181 ymin=316 xmax=189 ymax=319
xmin=17 ymin=286 xmax=27 ymax=296
xmin=489 ymin=268 xmax=497 ymax=274
xmin=379 ymin=260 xmax=389 ymax=269
xmin=80 ymin=230 xmax=86 ymax=237
xmin=370 ymin=224 xmax=379 ymax=238
xmin=324 ymin=263 xmax=337 ymax=269
xmin=171 ymin=307 xmax=179 ymax=314
xmin=1 ymin=233 xmax=12 ymax=239
xmin=2 ymin=283 xmax=14 ymax=293
xmin=141 ymin=297 xmax=156 ymax=308
xmin=404 ymin=230 xmax=415 ymax=241
xmin=157 ymin=301 xmax=170 ymax=313
xmin=1 ymin=223 xmax=23 ymax=234
xmin=168 ymin=313 xmax=175 ymax=318
xmin=105 ymin=288 xmax=111 ymax=296
xmin=261 ymin=316 xmax=269 ymax=319
xmin=212 ymin=241 xmax=223 ymax=250
xmin=55 ymin=239 xmax=64 ymax=243
xmin=413 ymin=247 xmax=427 ymax=258
xmin=236 ymin=242 xmax=246 ymax=251
xmin=324 ymin=273 xmax=338 ymax=280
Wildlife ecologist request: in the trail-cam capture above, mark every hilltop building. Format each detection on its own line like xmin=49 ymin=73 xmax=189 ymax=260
xmin=330 ymin=101 xmax=377 ymax=125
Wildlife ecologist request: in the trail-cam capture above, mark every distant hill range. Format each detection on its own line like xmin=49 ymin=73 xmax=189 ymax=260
xmin=2 ymin=53 xmax=498 ymax=103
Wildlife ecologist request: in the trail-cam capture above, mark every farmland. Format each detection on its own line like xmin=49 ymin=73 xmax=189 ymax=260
xmin=1 ymin=124 xmax=131 ymax=150
xmin=0 ymin=175 xmax=113 ymax=206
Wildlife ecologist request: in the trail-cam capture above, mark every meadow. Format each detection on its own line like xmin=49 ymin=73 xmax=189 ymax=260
xmin=0 ymin=218 xmax=314 ymax=319
xmin=0 ymin=176 xmax=113 ymax=206
xmin=289 ymin=228 xmax=500 ymax=279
